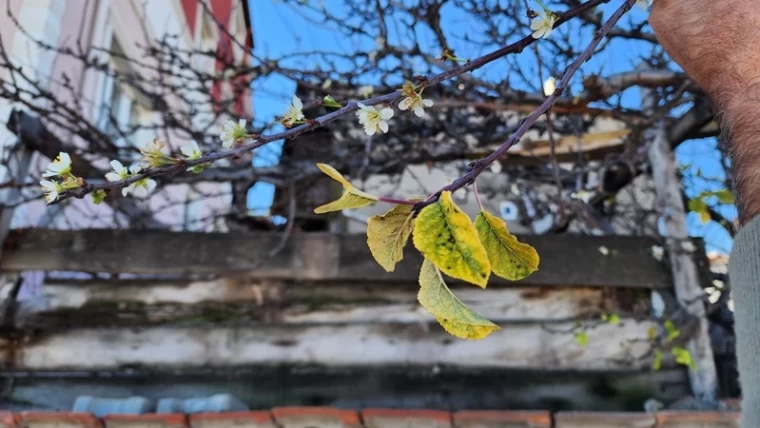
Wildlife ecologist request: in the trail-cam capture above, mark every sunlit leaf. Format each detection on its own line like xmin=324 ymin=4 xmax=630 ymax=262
xmin=687 ymin=198 xmax=710 ymax=224
xmin=418 ymin=259 xmax=500 ymax=340
xmin=474 ymin=210 xmax=539 ymax=281
xmin=712 ymin=189 xmax=734 ymax=205
xmin=664 ymin=320 xmax=680 ymax=343
xmin=688 ymin=198 xmax=706 ymax=213
xmin=672 ymin=346 xmax=697 ymax=371
xmin=413 ymin=191 xmax=491 ymax=287
xmin=313 ymin=163 xmax=378 ymax=213
xmin=574 ymin=331 xmax=589 ymax=347
xmin=367 ymin=204 xmax=415 ymax=272
xmin=652 ymin=349 xmax=664 ymax=371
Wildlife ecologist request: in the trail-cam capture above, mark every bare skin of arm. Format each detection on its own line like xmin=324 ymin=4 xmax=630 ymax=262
xmin=651 ymin=3 xmax=760 ymax=423
xmin=650 ymin=0 xmax=760 ymax=224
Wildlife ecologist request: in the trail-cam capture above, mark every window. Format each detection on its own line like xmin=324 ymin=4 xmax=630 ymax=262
xmin=97 ymin=37 xmax=140 ymax=149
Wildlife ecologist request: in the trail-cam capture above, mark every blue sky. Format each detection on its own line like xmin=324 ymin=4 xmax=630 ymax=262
xmin=246 ymin=0 xmax=734 ymax=253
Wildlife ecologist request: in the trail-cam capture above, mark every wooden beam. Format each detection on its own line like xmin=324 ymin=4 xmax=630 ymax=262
xmin=14 ymin=279 xmax=645 ymax=329
xmin=1 ymin=321 xmax=663 ymax=371
xmin=1 ymin=229 xmax=673 ymax=288
xmin=643 ymin=76 xmax=718 ymax=401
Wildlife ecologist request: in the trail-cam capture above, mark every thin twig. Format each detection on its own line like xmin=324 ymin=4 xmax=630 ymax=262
xmin=50 ymin=0 xmax=613 ymax=203
xmin=413 ymin=0 xmax=637 ymax=212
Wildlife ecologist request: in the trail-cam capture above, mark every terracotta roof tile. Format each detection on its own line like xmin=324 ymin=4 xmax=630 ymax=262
xmin=190 ymin=411 xmax=275 ymax=428
xmin=271 ymin=406 xmax=362 ymax=428
xmin=102 ymin=414 xmax=187 ymax=428
xmin=19 ymin=412 xmax=103 ymax=428
xmin=454 ymin=410 xmax=552 ymax=427
xmin=362 ymin=409 xmax=452 ymax=428
xmin=1 ymin=408 xmax=744 ymax=427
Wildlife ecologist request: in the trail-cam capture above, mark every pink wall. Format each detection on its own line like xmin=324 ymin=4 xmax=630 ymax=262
xmin=1 ymin=0 xmax=252 ymax=230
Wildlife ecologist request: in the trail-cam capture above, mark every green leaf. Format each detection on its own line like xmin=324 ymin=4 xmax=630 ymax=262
xmin=687 ymin=198 xmax=710 ymax=224
xmin=418 ymin=259 xmax=500 ymax=340
xmin=712 ymin=189 xmax=734 ymax=205
xmin=672 ymin=346 xmax=697 ymax=371
xmin=574 ymin=331 xmax=589 ymax=347
xmin=474 ymin=210 xmax=539 ymax=281
xmin=687 ymin=198 xmax=707 ymax=213
xmin=664 ymin=320 xmax=680 ymax=343
xmin=313 ymin=163 xmax=378 ymax=213
xmin=606 ymin=313 xmax=621 ymax=325
xmin=652 ymin=349 xmax=664 ymax=371
xmin=367 ymin=204 xmax=415 ymax=272
xmin=413 ymin=191 xmax=491 ymax=287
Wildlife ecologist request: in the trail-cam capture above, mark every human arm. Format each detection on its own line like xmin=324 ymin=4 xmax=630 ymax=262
xmin=650 ymin=1 xmax=760 ymax=424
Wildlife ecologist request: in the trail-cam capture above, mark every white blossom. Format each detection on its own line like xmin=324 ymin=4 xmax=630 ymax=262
xmin=399 ymin=81 xmax=433 ymax=117
xmin=321 ymin=79 xmax=333 ymax=90
xmin=43 ymin=152 xmax=72 ymax=178
xmin=125 ymin=177 xmax=157 ymax=198
xmin=598 ymin=246 xmax=610 ymax=256
xmin=140 ymin=138 xmax=168 ymax=167
xmin=180 ymin=141 xmax=207 ymax=173
xmin=220 ymin=119 xmax=247 ymax=149
xmin=356 ymin=103 xmax=393 ymax=136
xmin=543 ymin=77 xmax=556 ymax=97
xmin=40 ymin=179 xmax=63 ymax=204
xmin=531 ymin=9 xmax=557 ymax=39
xmin=105 ymin=160 xmax=132 ymax=182
xmin=279 ymin=96 xmax=305 ymax=128
xmin=358 ymin=85 xmax=374 ymax=98
xmin=180 ymin=141 xmax=202 ymax=160
xmin=105 ymin=160 xmax=150 ymax=197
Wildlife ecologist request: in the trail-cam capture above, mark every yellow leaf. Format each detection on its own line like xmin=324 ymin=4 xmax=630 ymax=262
xmin=699 ymin=210 xmax=711 ymax=224
xmin=418 ymin=259 xmax=500 ymax=340
xmin=474 ymin=210 xmax=539 ymax=281
xmin=647 ymin=326 xmax=658 ymax=341
xmin=412 ymin=191 xmax=491 ymax=287
xmin=672 ymin=346 xmax=697 ymax=371
xmin=314 ymin=163 xmax=378 ymax=213
xmin=367 ymin=204 xmax=415 ymax=272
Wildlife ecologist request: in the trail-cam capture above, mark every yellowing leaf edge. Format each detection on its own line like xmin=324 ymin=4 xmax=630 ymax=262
xmin=418 ymin=258 xmax=500 ymax=340
xmin=412 ymin=191 xmax=491 ymax=287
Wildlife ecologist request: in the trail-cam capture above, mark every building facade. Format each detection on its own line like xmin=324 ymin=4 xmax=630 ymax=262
xmin=0 ymin=0 xmax=252 ymax=230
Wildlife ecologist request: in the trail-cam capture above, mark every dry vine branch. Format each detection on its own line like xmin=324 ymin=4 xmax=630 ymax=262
xmin=50 ymin=0 xmax=622 ymax=204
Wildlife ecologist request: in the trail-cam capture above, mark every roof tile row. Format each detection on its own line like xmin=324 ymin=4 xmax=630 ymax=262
xmin=1 ymin=407 xmax=740 ymax=428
